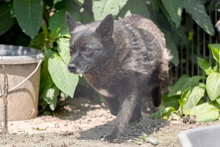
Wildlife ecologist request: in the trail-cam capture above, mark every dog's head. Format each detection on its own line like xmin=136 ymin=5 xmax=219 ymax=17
xmin=65 ymin=12 xmax=115 ymax=74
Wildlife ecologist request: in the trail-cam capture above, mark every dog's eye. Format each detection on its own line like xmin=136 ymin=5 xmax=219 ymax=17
xmin=81 ymin=47 xmax=92 ymax=55
xmin=70 ymin=47 xmax=76 ymax=55
xmin=70 ymin=49 xmax=73 ymax=54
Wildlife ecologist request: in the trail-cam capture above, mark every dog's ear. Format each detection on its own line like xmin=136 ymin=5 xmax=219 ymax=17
xmin=65 ymin=11 xmax=78 ymax=33
xmin=96 ymin=14 xmax=114 ymax=40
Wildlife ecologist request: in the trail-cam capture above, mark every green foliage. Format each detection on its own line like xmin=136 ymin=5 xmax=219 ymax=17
xmin=49 ymin=9 xmax=69 ymax=36
xmin=0 ymin=3 xmax=15 ymax=35
xmin=209 ymin=44 xmax=220 ymax=67
xmin=0 ymin=0 xmax=216 ymax=111
xmin=93 ymin=0 xmax=128 ymax=20
xmin=206 ymin=72 xmax=220 ymax=101
xmin=118 ymin=0 xmax=150 ymax=18
xmin=47 ymin=51 xmax=79 ymax=97
xmin=197 ymin=57 xmax=213 ymax=75
xmin=168 ymin=75 xmax=203 ymax=97
xmin=185 ymin=103 xmax=219 ymax=122
xmin=183 ymin=0 xmax=214 ymax=35
xmin=178 ymin=88 xmax=191 ymax=115
xmin=183 ymin=84 xmax=205 ymax=110
xmin=163 ymin=30 xmax=180 ymax=66
xmin=42 ymin=84 xmax=60 ymax=111
xmin=152 ymin=44 xmax=220 ymax=122
xmin=13 ymin=0 xmax=43 ymax=38
xmin=162 ymin=0 xmax=183 ymax=27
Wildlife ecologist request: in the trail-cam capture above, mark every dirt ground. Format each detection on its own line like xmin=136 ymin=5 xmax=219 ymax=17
xmin=0 ymin=97 xmax=220 ymax=147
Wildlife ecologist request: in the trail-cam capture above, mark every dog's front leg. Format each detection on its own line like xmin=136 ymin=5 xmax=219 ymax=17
xmin=104 ymin=89 xmax=138 ymax=142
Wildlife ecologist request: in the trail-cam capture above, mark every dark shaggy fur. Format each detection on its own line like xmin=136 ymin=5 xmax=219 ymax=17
xmin=65 ymin=12 xmax=172 ymax=142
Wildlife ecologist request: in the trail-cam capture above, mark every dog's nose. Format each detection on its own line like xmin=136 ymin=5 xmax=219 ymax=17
xmin=68 ymin=64 xmax=77 ymax=72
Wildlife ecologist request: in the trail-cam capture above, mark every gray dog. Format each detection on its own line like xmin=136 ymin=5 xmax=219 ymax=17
xmin=65 ymin=12 xmax=172 ymax=142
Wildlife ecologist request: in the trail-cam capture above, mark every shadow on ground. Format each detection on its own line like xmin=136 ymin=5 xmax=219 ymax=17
xmin=48 ymin=85 xmax=171 ymax=144
xmin=77 ymin=113 xmax=170 ymax=143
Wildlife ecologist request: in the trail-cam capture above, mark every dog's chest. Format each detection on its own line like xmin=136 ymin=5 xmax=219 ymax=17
xmin=84 ymin=73 xmax=114 ymax=98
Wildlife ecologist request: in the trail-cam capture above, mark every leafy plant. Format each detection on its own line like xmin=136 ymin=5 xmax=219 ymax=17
xmin=0 ymin=0 xmax=216 ymax=111
xmin=152 ymin=44 xmax=220 ymax=122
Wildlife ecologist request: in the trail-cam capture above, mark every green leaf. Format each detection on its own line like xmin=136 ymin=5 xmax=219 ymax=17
xmin=118 ymin=0 xmax=150 ymax=18
xmin=49 ymin=9 xmax=69 ymax=36
xmin=179 ymin=88 xmax=191 ymax=108
xmin=65 ymin=1 xmax=82 ymax=22
xmin=42 ymin=84 xmax=59 ymax=111
xmin=206 ymin=72 xmax=220 ymax=101
xmin=48 ymin=52 xmax=79 ymax=97
xmin=162 ymin=0 xmax=183 ymax=27
xmin=150 ymin=107 xmax=176 ymax=119
xmin=0 ymin=4 xmax=15 ymax=35
xmin=149 ymin=0 xmax=160 ymax=11
xmin=40 ymin=56 xmax=59 ymax=111
xmin=40 ymin=56 xmax=54 ymax=94
xmin=208 ymin=44 xmax=220 ymax=65
xmin=163 ymin=30 xmax=179 ymax=66
xmin=197 ymin=57 xmax=212 ymax=75
xmin=183 ymin=0 xmax=214 ymax=35
xmin=75 ymin=0 xmax=94 ymax=23
xmin=190 ymin=103 xmax=219 ymax=122
xmin=216 ymin=97 xmax=220 ymax=105
xmin=57 ymin=38 xmax=71 ymax=64
xmin=162 ymin=94 xmax=179 ymax=110
xmin=29 ymin=32 xmax=46 ymax=49
xmin=13 ymin=0 xmax=43 ymax=38
xmin=92 ymin=0 xmax=128 ymax=20
xmin=183 ymin=84 xmax=205 ymax=111
xmin=168 ymin=75 xmax=203 ymax=97
xmin=213 ymin=65 xmax=218 ymax=72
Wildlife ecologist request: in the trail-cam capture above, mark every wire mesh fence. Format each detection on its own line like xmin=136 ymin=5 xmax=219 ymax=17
xmin=169 ymin=1 xmax=220 ymax=84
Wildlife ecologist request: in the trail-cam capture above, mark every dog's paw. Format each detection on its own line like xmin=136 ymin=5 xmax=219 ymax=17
xmin=104 ymin=134 xmax=116 ymax=143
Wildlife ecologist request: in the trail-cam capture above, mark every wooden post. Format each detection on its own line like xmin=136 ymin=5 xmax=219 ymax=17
xmin=1 ymin=65 xmax=9 ymax=134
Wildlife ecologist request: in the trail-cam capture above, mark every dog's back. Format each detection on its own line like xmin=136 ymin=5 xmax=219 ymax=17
xmin=110 ymin=15 xmax=172 ymax=105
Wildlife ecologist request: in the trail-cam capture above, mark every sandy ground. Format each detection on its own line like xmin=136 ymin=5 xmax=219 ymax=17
xmin=0 ymin=97 xmax=220 ymax=147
